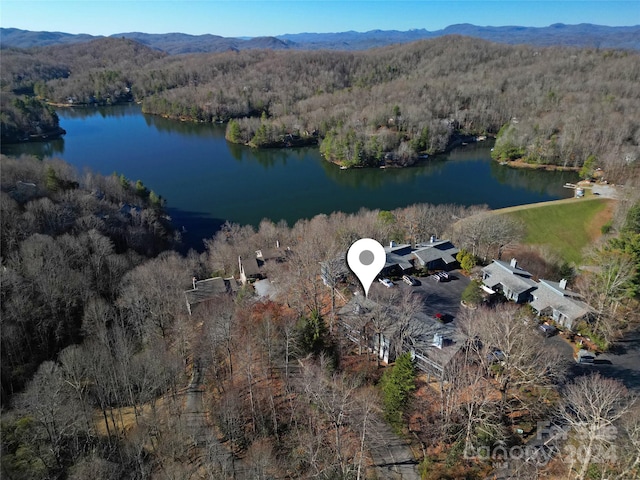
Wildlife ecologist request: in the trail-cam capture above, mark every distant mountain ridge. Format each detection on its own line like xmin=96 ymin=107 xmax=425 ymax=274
xmin=2 ymin=23 xmax=639 ymax=53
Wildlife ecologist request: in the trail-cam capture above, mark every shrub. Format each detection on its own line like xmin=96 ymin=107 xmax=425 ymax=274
xmin=380 ymin=353 xmax=415 ymax=428
xmin=456 ymin=249 xmax=477 ymax=274
xmin=461 ymin=280 xmax=483 ymax=306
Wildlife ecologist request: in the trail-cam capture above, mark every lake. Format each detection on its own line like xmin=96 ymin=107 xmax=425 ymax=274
xmin=2 ymin=104 xmax=578 ymax=251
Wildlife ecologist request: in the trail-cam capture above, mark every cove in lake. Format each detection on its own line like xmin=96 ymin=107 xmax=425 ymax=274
xmin=2 ymin=104 xmax=578 ymax=251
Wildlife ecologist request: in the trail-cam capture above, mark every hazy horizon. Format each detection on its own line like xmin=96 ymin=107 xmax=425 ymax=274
xmin=2 ymin=1 xmax=637 ymax=38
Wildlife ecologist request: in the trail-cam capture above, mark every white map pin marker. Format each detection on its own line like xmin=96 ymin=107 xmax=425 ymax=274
xmin=347 ymin=238 xmax=386 ymax=298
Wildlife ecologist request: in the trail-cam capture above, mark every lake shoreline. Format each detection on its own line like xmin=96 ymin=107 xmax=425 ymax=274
xmin=42 ymin=102 xmax=498 ymax=170
xmin=1 ymin=126 xmax=67 ymax=144
xmin=2 ymin=104 xmax=579 ymax=253
xmin=498 ymin=158 xmax=582 ymax=172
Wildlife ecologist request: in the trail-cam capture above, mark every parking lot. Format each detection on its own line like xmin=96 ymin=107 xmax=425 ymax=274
xmin=370 ymin=270 xmax=471 ymax=320
xmin=366 ymin=270 xmax=640 ymax=393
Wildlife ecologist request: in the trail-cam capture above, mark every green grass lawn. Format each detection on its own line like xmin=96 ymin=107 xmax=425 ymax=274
xmin=504 ymin=198 xmax=612 ymax=265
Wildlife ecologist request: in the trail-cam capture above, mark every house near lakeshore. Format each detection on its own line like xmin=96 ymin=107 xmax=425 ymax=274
xmin=482 ymin=258 xmax=594 ymax=331
xmin=239 ymin=241 xmax=291 ymax=285
xmin=529 ymin=278 xmax=593 ymax=330
xmin=184 ymin=276 xmax=238 ymax=315
xmin=383 ymin=242 xmax=414 ymax=275
xmin=239 ymin=255 xmax=263 ymax=284
xmin=412 ymin=238 xmax=459 ymax=271
xmin=481 ymin=258 xmax=537 ymax=303
xmin=338 ymin=294 xmax=466 ymax=380
xmin=320 ymin=237 xmax=460 ymax=285
xmin=382 ymin=238 xmax=460 ymax=276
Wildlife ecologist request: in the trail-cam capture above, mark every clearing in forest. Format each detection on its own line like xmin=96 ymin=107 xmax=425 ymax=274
xmin=499 ymin=198 xmax=614 ymax=265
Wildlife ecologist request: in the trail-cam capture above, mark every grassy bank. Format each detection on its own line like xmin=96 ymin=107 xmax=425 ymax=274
xmin=500 ymin=198 xmax=614 ymax=264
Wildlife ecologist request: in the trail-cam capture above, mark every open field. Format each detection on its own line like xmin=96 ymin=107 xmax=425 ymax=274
xmin=498 ymin=197 xmax=615 ymax=264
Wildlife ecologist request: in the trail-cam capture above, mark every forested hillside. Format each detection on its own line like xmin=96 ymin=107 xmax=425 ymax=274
xmin=2 ymin=28 xmax=640 ymax=479
xmin=0 ymin=93 xmax=65 ymax=143
xmin=1 ymin=155 xmax=175 ymax=402
xmin=2 ymin=36 xmax=639 ymax=176
xmin=3 ymin=153 xmax=639 ymax=478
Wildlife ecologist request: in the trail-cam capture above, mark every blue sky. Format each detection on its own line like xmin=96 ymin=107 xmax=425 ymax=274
xmin=1 ymin=1 xmax=638 ymax=37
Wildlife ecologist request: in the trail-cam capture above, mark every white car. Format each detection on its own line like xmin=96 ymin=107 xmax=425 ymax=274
xmin=432 ymin=272 xmax=449 ymax=282
xmin=402 ymin=274 xmax=419 ymax=286
xmin=379 ymin=278 xmax=394 ymax=288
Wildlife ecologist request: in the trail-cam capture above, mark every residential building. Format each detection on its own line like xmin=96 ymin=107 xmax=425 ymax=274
xmin=530 ymin=278 xmax=592 ymax=330
xmin=412 ymin=238 xmax=459 ymax=271
xmin=482 ymin=258 xmax=595 ymax=332
xmin=383 ymin=242 xmax=414 ymax=276
xmin=337 ymin=294 xmax=467 ymax=380
xmin=481 ymin=258 xmax=537 ymax=303
xmin=381 ymin=238 xmax=460 ymax=276
xmin=184 ymin=276 xmax=237 ymax=315
xmin=239 ymin=241 xmax=291 ymax=285
xmin=239 ymin=255 xmax=263 ymax=284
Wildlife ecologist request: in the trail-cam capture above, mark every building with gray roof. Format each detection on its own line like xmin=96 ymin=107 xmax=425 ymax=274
xmin=184 ymin=276 xmax=237 ymax=315
xmin=338 ymin=294 xmax=467 ymax=379
xmin=530 ymin=278 xmax=592 ymax=330
xmin=481 ymin=258 xmax=537 ymax=303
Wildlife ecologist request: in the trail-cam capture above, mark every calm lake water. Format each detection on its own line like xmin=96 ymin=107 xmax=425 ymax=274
xmin=2 ymin=104 xmax=578 ymax=250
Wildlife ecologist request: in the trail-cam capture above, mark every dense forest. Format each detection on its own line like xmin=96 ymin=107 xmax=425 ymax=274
xmin=0 ymin=93 xmax=65 ymax=143
xmin=1 ymin=36 xmax=639 ymax=174
xmin=2 ymin=153 xmax=639 ymax=479
xmin=1 ymin=155 xmax=175 ymax=401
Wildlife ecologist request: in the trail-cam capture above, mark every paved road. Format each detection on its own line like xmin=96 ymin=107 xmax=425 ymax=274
xmin=589 ymin=332 xmax=640 ymax=392
xmin=367 ymin=419 xmax=421 ymax=480
xmin=184 ymin=362 xmax=207 ymax=443
xmin=183 ymin=361 xmax=233 ymax=471
xmin=591 ymin=183 xmax=621 ymax=199
xmin=542 ymin=329 xmax=640 ymax=393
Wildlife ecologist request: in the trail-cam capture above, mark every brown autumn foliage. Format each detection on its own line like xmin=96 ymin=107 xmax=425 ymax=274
xmin=2 ymin=35 xmax=639 ymax=174
xmin=2 ymin=153 xmax=639 ymax=478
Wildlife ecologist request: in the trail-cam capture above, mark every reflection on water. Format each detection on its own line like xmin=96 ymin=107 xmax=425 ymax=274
xmin=1 ymin=137 xmax=65 ymax=159
xmin=59 ymin=104 xmax=140 ymax=120
xmin=320 ymin=156 xmax=450 ymax=190
xmin=489 ymin=160 xmax=575 ymax=197
xmin=143 ymin=113 xmax=227 ymax=138
xmin=1 ymin=104 xmax=578 ymax=251
xmin=244 ymin=146 xmax=301 ymax=169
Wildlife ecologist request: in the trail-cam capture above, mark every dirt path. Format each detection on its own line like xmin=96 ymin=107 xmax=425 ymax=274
xmin=488 ymin=195 xmax=605 ymax=216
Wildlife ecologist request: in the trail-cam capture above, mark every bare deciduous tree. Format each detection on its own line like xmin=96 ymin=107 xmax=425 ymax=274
xmin=577 ymin=249 xmax=637 ymax=342
xmin=558 ymin=373 xmax=636 ymax=480
xmin=452 ymin=212 xmax=524 ymax=261
xmin=461 ymin=305 xmax=564 ymax=411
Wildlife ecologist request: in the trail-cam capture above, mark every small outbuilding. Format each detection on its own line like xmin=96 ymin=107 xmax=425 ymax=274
xmin=184 ymin=276 xmax=238 ymax=315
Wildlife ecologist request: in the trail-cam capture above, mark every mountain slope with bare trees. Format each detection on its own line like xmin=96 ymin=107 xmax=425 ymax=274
xmin=2 ymin=36 xmax=639 ymax=177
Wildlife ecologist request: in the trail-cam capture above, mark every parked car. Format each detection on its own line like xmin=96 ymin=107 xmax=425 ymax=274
xmin=432 ymin=272 xmax=449 ymax=282
xmin=379 ymin=278 xmax=394 ymax=288
xmin=575 ymin=350 xmax=596 ymax=364
xmin=539 ymin=324 xmax=557 ymax=337
xmin=402 ymin=274 xmax=419 ymax=286
xmin=487 ymin=349 xmax=506 ymax=363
